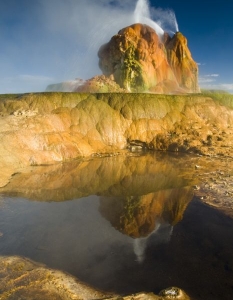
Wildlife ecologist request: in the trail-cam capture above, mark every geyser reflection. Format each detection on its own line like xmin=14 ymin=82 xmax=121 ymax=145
xmin=99 ymin=186 xmax=193 ymax=263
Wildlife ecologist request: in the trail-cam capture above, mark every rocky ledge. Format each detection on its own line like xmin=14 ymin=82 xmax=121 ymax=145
xmin=0 ymin=91 xmax=233 ymax=187
xmin=0 ymin=255 xmax=190 ymax=300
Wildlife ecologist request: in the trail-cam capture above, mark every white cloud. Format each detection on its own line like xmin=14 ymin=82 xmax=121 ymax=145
xmin=205 ymin=74 xmax=219 ymax=77
xmin=219 ymin=83 xmax=233 ymax=90
xmin=199 ymin=73 xmax=233 ymax=93
xmin=199 ymin=74 xmax=220 ymax=84
xmin=199 ymin=82 xmax=233 ymax=93
xmin=199 ymin=78 xmax=215 ymax=83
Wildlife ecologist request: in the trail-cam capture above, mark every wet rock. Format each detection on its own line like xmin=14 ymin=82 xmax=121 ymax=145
xmin=98 ymin=24 xmax=199 ymax=93
xmin=159 ymin=286 xmax=190 ymax=299
xmin=0 ymin=256 xmax=192 ymax=300
xmin=75 ymin=75 xmax=127 ymax=93
xmin=0 ymin=256 xmax=112 ymax=300
xmin=0 ymin=92 xmax=233 ymax=187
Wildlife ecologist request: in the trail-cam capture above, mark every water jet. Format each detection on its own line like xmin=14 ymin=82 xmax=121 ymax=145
xmin=133 ymin=0 xmax=179 ymax=37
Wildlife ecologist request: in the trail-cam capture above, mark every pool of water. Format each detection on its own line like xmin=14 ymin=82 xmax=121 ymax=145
xmin=0 ymin=153 xmax=232 ymax=299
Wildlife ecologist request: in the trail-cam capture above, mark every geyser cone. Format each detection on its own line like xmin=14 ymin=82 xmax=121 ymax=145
xmin=98 ymin=23 xmax=200 ymax=93
xmin=166 ymin=31 xmax=200 ymax=93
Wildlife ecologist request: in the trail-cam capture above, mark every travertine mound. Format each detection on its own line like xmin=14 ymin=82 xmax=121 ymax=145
xmin=0 ymin=92 xmax=233 ymax=187
xmin=0 ymin=255 xmax=190 ymax=299
xmin=98 ymin=24 xmax=200 ymax=93
xmin=75 ymin=75 xmax=127 ymax=93
xmin=46 ymin=78 xmax=85 ymax=92
xmin=166 ymin=32 xmax=199 ymax=92
xmin=0 ymin=256 xmax=110 ymax=300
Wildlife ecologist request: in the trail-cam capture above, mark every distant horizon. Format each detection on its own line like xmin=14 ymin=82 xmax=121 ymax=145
xmin=1 ymin=0 xmax=233 ymax=94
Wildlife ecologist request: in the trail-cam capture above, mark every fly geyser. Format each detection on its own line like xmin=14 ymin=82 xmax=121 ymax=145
xmin=46 ymin=0 xmax=200 ymax=94
xmin=97 ymin=24 xmax=200 ymax=93
xmin=72 ymin=25 xmax=200 ymax=94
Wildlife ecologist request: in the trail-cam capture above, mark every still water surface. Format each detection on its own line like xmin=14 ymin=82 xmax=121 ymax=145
xmin=0 ymin=153 xmax=233 ymax=299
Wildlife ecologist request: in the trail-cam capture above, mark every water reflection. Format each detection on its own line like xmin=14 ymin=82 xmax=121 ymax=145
xmin=0 ymin=152 xmax=194 ymax=201
xmin=100 ymin=187 xmax=193 ymax=238
xmin=99 ymin=187 xmax=193 ymax=262
xmin=1 ymin=152 xmax=194 ymax=266
xmin=1 ymin=153 xmax=232 ymax=299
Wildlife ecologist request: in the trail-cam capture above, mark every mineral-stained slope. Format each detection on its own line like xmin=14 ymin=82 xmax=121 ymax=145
xmin=166 ymin=32 xmax=199 ymax=92
xmin=98 ymin=24 xmax=200 ymax=93
xmin=0 ymin=92 xmax=233 ymax=187
xmin=0 ymin=256 xmax=190 ymax=300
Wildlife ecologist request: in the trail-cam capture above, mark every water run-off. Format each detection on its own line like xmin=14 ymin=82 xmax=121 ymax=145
xmin=0 ymin=152 xmax=233 ymax=299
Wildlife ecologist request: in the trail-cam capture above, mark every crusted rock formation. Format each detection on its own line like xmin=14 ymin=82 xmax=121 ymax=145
xmin=0 ymin=256 xmax=110 ymax=300
xmin=0 ymin=92 xmax=233 ymax=187
xmin=166 ymin=32 xmax=200 ymax=92
xmin=0 ymin=256 xmax=191 ymax=300
xmin=75 ymin=75 xmax=127 ymax=93
xmin=98 ymin=23 xmax=200 ymax=93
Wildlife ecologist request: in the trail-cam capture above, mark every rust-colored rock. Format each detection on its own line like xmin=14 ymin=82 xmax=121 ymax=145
xmin=0 ymin=256 xmax=111 ymax=300
xmin=98 ymin=23 xmax=199 ymax=93
xmin=166 ymin=32 xmax=200 ymax=92
xmin=0 ymin=255 xmax=191 ymax=300
xmin=0 ymin=92 xmax=233 ymax=187
xmin=75 ymin=75 xmax=127 ymax=93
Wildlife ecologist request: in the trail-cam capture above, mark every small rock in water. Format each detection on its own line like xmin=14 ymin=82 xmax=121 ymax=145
xmin=159 ymin=287 xmax=190 ymax=299
xmin=193 ymin=185 xmax=200 ymax=190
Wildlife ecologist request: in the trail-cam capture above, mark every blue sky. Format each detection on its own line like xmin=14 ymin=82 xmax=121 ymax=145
xmin=0 ymin=0 xmax=233 ymax=94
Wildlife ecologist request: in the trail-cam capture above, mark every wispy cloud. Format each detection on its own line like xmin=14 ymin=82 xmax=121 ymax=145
xmin=199 ymin=78 xmax=215 ymax=83
xmin=199 ymin=74 xmax=219 ymax=84
xmin=204 ymin=74 xmax=219 ymax=77
xmin=201 ymin=83 xmax=233 ymax=92
xmin=218 ymin=83 xmax=233 ymax=91
xmin=199 ymin=73 xmax=233 ymax=93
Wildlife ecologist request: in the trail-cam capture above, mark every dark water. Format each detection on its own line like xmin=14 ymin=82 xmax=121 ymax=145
xmin=0 ymin=153 xmax=233 ymax=300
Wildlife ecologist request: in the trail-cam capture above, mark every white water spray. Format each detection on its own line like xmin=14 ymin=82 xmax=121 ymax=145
xmin=134 ymin=0 xmax=150 ymax=22
xmin=168 ymin=10 xmax=179 ymax=32
xmin=134 ymin=0 xmax=179 ymax=36
xmin=134 ymin=0 xmax=164 ymax=36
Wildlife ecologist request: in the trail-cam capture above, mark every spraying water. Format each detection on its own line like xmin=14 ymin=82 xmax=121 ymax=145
xmin=39 ymin=0 xmax=180 ymax=90
xmin=133 ymin=0 xmax=179 ymax=36
xmin=134 ymin=0 xmax=164 ymax=36
xmin=134 ymin=0 xmax=150 ymax=22
xmin=168 ymin=10 xmax=179 ymax=32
